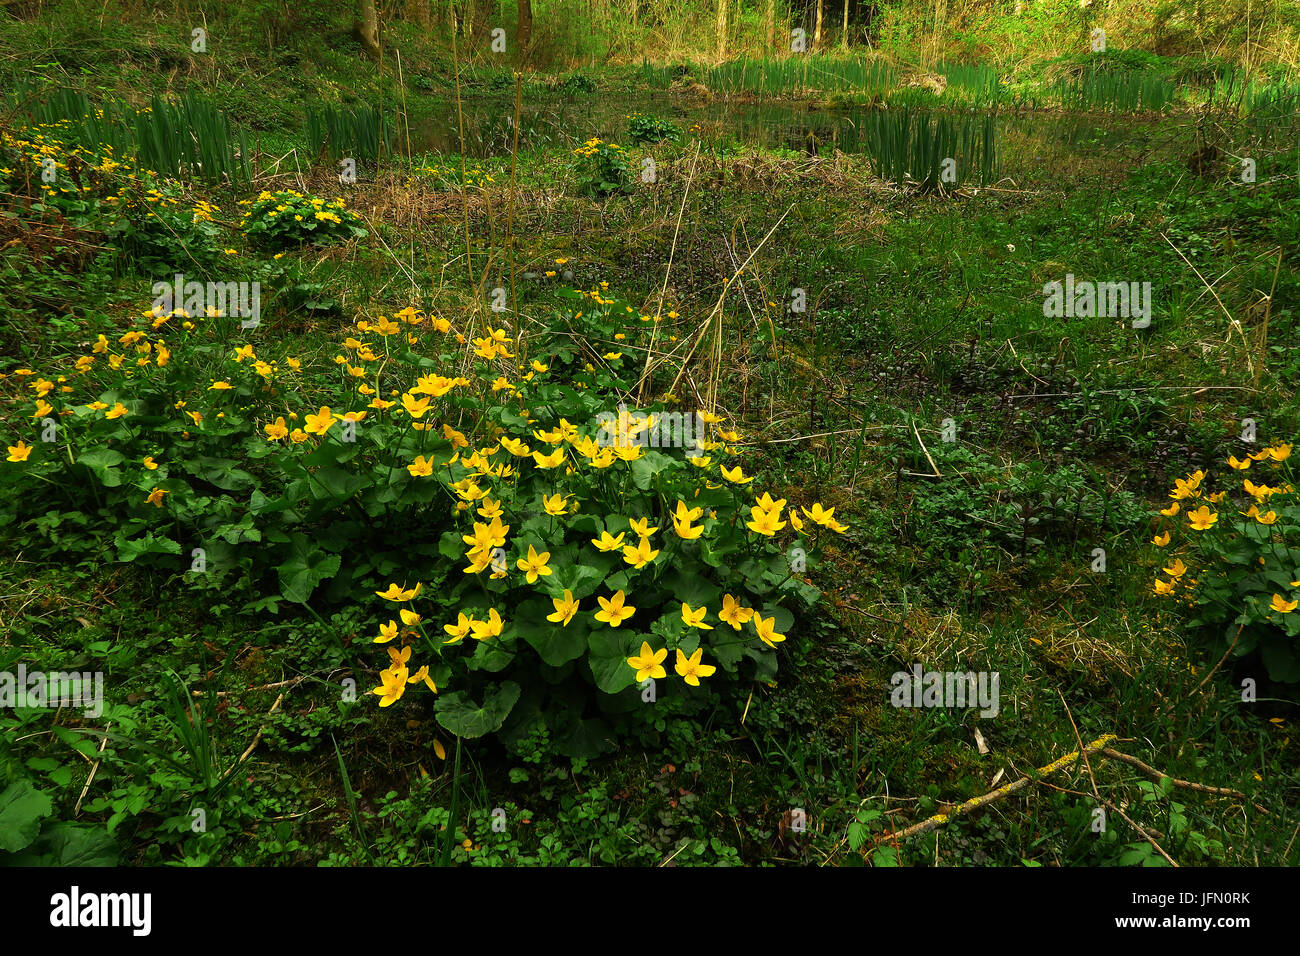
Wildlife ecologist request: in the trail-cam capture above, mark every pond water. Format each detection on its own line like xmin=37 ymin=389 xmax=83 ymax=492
xmin=404 ymin=94 xmax=1166 ymax=184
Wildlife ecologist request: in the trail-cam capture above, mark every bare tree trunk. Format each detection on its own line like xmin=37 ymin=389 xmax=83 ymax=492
xmin=767 ymin=0 xmax=776 ymax=51
xmin=717 ymin=0 xmax=728 ymax=58
xmin=517 ymin=0 xmax=532 ymax=50
xmin=355 ymin=0 xmax=381 ymax=57
xmin=842 ymin=0 xmax=849 ymax=50
xmin=405 ymin=0 xmax=431 ymax=26
xmin=471 ymin=0 xmax=492 ymax=39
xmin=814 ymin=0 xmax=824 ymax=50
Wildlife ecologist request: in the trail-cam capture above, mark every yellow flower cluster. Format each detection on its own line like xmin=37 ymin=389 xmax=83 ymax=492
xmin=1152 ymin=445 xmax=1296 ymax=610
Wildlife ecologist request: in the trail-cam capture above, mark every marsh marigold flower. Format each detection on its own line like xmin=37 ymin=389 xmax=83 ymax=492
xmin=627 ymin=641 xmax=667 ymax=681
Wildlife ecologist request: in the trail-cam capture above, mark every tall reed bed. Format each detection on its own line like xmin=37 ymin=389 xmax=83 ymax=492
xmin=847 ymin=107 xmax=997 ymax=190
xmin=13 ymin=84 xmax=251 ymax=182
xmin=304 ymin=104 xmax=393 ymax=161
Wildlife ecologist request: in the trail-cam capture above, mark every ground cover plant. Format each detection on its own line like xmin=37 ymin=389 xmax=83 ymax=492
xmin=0 ymin=0 xmax=1296 ymax=873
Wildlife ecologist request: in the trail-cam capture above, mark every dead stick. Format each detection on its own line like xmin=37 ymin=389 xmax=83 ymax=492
xmin=73 ymin=721 xmax=110 ymax=817
xmin=1100 ymin=748 xmax=1251 ymax=801
xmin=228 ymin=692 xmax=284 ymax=775
xmin=869 ymin=733 xmax=1117 ymax=849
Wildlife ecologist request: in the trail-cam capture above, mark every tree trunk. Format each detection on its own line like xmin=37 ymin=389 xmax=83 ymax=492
xmin=766 ymin=0 xmax=776 ymax=52
xmin=471 ymin=0 xmax=492 ymax=39
xmin=405 ymin=0 xmax=431 ymax=26
xmin=355 ymin=0 xmax=381 ymax=57
xmin=517 ymin=0 xmax=532 ymax=50
xmin=717 ymin=0 xmax=727 ymax=59
xmin=842 ymin=0 xmax=849 ymax=50
xmin=814 ymin=0 xmax=824 ymax=50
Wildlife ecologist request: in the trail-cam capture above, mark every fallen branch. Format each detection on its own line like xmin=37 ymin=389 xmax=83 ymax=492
xmin=869 ymin=733 xmax=1118 ymax=849
xmin=1100 ymin=748 xmax=1252 ymax=803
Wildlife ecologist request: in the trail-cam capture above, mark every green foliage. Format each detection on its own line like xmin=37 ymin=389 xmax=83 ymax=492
xmin=1152 ymin=445 xmax=1300 ymax=682
xmin=571 ymin=136 xmax=633 ymax=196
xmin=238 ymin=189 xmax=368 ymax=249
xmin=625 ymin=112 xmax=681 ymax=145
xmin=304 ymin=104 xmax=392 ymax=161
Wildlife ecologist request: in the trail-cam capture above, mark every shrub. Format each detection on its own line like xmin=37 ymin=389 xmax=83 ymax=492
xmin=572 ymin=138 xmax=632 ymax=197
xmin=238 ymin=189 xmax=368 ymax=250
xmin=625 ymin=112 xmax=681 ymax=145
xmin=1149 ymin=443 xmax=1299 ymax=681
xmin=0 ymin=277 xmax=836 ymax=760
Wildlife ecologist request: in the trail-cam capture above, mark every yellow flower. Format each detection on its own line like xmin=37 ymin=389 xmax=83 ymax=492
xmin=547 ymin=590 xmax=580 ymax=626
xmin=721 ymin=464 xmax=753 ymax=484
xmin=6 ymin=441 xmax=33 ymax=462
xmin=1169 ymin=477 xmax=1200 ymax=500
xmin=753 ymin=614 xmax=786 ymax=648
xmin=144 ymin=487 xmax=170 ymax=507
xmin=622 ymin=535 xmax=660 ymax=569
xmin=542 ymin=493 xmax=570 ymax=516
xmin=627 ymin=641 xmax=667 ymax=681
xmin=470 ymin=608 xmax=504 ymax=640
xmin=674 ymin=648 xmax=716 ymax=686
xmin=516 ymin=545 xmax=553 ymax=583
xmin=209 ymin=381 xmax=233 ymax=390
xmin=143 ymin=456 xmax=159 ymax=470
xmin=304 ymin=406 xmax=335 ymax=435
xmin=1227 ymin=455 xmax=1252 ymax=470
xmin=376 ymin=582 xmax=422 ymax=602
xmin=746 ymin=506 xmax=787 ymax=536
xmin=1186 ymin=505 xmax=1218 ymax=531
xmin=1162 ymin=558 xmax=1187 ymax=579
xmin=681 ymin=603 xmax=713 ymax=630
xmin=592 ymin=530 xmax=627 ymax=552
xmin=532 ymin=447 xmax=565 ymax=469
xmin=443 ymin=612 xmax=476 ymax=644
xmin=1256 ymin=510 xmax=1278 ymax=525
xmin=627 ymin=517 xmax=659 ymax=538
xmin=373 ymin=620 xmax=399 ymax=644
xmin=1153 ymin=578 xmax=1175 ymax=595
xmin=105 ymin=402 xmax=128 ymax=419
xmin=595 ymin=590 xmax=636 ymax=627
xmin=407 ymin=665 xmax=437 ymax=693
xmin=407 ymin=455 xmax=434 ymax=477
xmin=372 ymin=667 xmax=408 ymax=707
xmin=1159 ymin=502 xmax=1180 ymax=517
xmin=401 ymin=393 xmax=431 ymax=419
xmin=1268 ymin=594 xmax=1298 ymax=614
xmin=264 ymin=417 xmax=289 ymax=441
xmin=1266 ymin=443 xmax=1292 ymax=462
xmin=1152 ymin=531 xmax=1170 ymax=546
xmin=719 ymin=594 xmax=754 ymax=630
xmin=399 ymin=609 xmax=422 ymax=627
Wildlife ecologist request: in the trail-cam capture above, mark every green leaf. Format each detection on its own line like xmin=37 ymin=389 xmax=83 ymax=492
xmin=0 ymin=781 xmax=53 ymax=853
xmin=515 ymin=598 xmax=590 ymax=666
xmin=310 ymin=466 xmax=368 ymax=501
xmin=275 ymin=533 xmax=342 ymax=604
xmin=434 ymin=682 xmax=521 ymax=739
xmin=114 ymin=531 xmax=182 ymax=563
xmin=77 ymin=448 xmax=125 ymax=488
xmin=587 ymin=629 xmax=639 ymax=694
xmin=7 ymin=823 xmax=118 ymax=866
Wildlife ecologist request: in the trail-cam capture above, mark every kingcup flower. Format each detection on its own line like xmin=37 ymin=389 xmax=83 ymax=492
xmin=627 ymin=641 xmax=667 ymax=681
